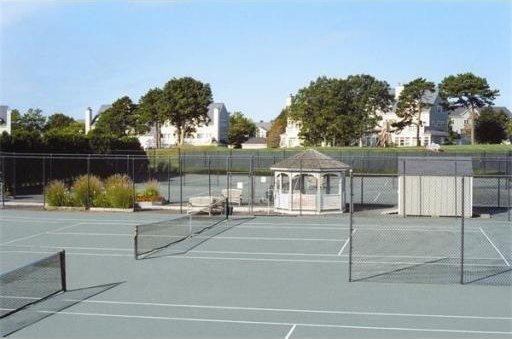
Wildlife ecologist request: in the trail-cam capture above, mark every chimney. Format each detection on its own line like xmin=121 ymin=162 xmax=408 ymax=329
xmin=286 ymin=94 xmax=293 ymax=107
xmin=85 ymin=107 xmax=93 ymax=134
xmin=395 ymin=84 xmax=404 ymax=101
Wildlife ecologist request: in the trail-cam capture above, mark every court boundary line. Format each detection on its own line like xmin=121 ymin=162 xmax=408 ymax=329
xmin=0 ymin=249 xmax=509 ymax=267
xmin=0 ymin=223 xmax=85 ymax=246
xmin=13 ymin=309 xmax=512 ymax=335
xmin=284 ymin=324 xmax=296 ymax=339
xmin=3 ymin=296 xmax=512 ymax=321
xmin=479 ymin=228 xmax=511 ymax=267
xmin=338 ymin=230 xmax=356 ymax=256
xmin=1 ymin=245 xmax=506 ymax=262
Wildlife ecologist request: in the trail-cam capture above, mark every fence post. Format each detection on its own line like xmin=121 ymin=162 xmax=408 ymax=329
xmin=12 ymin=154 xmax=16 ymax=198
xmin=250 ymin=155 xmax=254 ymax=215
xmin=179 ymin=151 xmax=183 ymax=214
xmin=208 ymin=156 xmax=211 ymax=197
xmin=299 ymin=159 xmax=302 ymax=216
xmin=167 ymin=156 xmax=171 ymax=204
xmin=402 ymin=159 xmax=406 ymax=217
xmin=348 ymin=169 xmax=354 ymax=282
xmin=87 ymin=155 xmax=91 ymax=209
xmin=42 ymin=156 xmax=46 ymax=208
xmin=460 ymin=175 xmax=465 ymax=285
xmin=131 ymin=156 xmax=136 ymax=211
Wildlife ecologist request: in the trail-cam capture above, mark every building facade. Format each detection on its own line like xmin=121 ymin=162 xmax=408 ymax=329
xmin=448 ymin=106 xmax=511 ymax=144
xmin=279 ymin=95 xmax=304 ymax=148
xmin=86 ymin=103 xmax=229 ymax=148
xmin=0 ymin=106 xmax=12 ymax=135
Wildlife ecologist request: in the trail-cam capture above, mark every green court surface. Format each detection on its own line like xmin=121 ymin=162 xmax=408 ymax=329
xmin=0 ymin=209 xmax=511 ymax=338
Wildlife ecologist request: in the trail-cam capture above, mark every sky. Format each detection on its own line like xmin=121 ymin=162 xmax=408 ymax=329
xmin=0 ymin=0 xmax=511 ymax=122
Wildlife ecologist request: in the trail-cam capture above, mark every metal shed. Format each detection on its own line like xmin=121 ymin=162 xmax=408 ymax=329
xmin=398 ymin=157 xmax=473 ymax=217
xmin=270 ymin=149 xmax=350 ymax=214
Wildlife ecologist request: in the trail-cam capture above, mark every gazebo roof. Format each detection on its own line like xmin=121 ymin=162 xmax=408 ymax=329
xmin=270 ymin=149 xmax=350 ymax=172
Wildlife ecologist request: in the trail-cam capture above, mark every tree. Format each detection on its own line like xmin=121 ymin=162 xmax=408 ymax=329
xmin=446 ymin=118 xmax=459 ymax=145
xmin=228 ymin=112 xmax=256 ymax=148
xmin=394 ymin=78 xmax=435 ymax=146
xmin=475 ymin=108 xmax=509 ymax=144
xmin=94 ymin=96 xmax=140 ymax=137
xmin=44 ymin=113 xmax=76 ymax=131
xmin=14 ymin=108 xmax=46 ymax=134
xmin=439 ymin=73 xmax=499 ymax=145
xmin=290 ymin=75 xmax=393 ymax=146
xmin=160 ymin=77 xmax=213 ymax=145
xmin=267 ymin=109 xmax=287 ymax=148
xmin=345 ymin=74 xmax=394 ymax=146
xmin=137 ymin=88 xmax=165 ymax=148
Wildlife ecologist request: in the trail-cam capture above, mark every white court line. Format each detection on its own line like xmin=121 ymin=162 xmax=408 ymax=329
xmin=479 ymin=228 xmax=511 ymax=267
xmin=9 ymin=310 xmax=512 ymax=335
xmin=338 ymin=230 xmax=356 ymax=256
xmin=1 ymin=245 xmax=504 ymax=261
xmin=4 ymin=296 xmax=512 ymax=321
xmin=0 ymin=215 xmax=154 ymax=224
xmin=0 ymin=223 xmax=85 ymax=246
xmin=47 ymin=232 xmax=344 ymax=242
xmin=1 ymin=249 xmax=509 ymax=267
xmin=285 ymin=324 xmax=297 ymax=339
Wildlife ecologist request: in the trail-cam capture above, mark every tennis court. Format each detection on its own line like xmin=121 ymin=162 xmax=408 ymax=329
xmin=1 ymin=209 xmax=511 ymax=338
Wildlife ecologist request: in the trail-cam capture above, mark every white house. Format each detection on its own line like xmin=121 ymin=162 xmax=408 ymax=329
xmin=241 ymin=137 xmax=267 ymax=149
xmin=448 ymin=106 xmax=511 ymax=143
xmin=255 ymin=121 xmax=272 ymax=139
xmin=86 ymin=102 xmax=229 ymax=148
xmin=280 ymin=95 xmax=303 ymax=148
xmin=367 ymin=86 xmax=449 ymax=147
xmin=0 ymin=105 xmax=12 ymax=135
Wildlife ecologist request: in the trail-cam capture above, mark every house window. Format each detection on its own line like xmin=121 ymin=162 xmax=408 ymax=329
xmin=399 ymin=138 xmax=405 ymax=146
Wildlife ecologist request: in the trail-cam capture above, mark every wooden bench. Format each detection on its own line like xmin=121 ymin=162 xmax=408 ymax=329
xmin=221 ymin=189 xmax=243 ymax=206
xmin=187 ymin=196 xmax=225 ymax=215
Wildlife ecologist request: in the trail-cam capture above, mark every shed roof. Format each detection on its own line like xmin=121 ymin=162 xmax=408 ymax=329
xmin=243 ymin=137 xmax=267 ymax=145
xmin=271 ymin=149 xmax=350 ymax=172
xmin=398 ymin=157 xmax=473 ymax=176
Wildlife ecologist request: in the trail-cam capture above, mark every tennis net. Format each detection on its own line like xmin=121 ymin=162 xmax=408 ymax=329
xmin=0 ymin=251 xmax=66 ymax=318
xmin=134 ymin=202 xmax=227 ymax=259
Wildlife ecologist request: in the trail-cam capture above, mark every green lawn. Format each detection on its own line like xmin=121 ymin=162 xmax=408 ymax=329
xmin=148 ymin=144 xmax=511 ymax=157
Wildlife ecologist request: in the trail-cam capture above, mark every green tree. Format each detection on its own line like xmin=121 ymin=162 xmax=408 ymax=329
xmin=267 ymin=109 xmax=287 ymax=148
xmin=228 ymin=112 xmax=256 ymax=148
xmin=94 ymin=96 xmax=140 ymax=137
xmin=446 ymin=118 xmax=459 ymax=144
xmin=44 ymin=113 xmax=76 ymax=131
xmin=290 ymin=75 xmax=392 ymax=146
xmin=15 ymin=108 xmax=46 ymax=134
xmin=137 ymin=88 xmax=165 ymax=148
xmin=394 ymin=78 xmax=436 ymax=146
xmin=160 ymin=77 xmax=213 ymax=145
xmin=345 ymin=74 xmax=394 ymax=146
xmin=475 ymin=108 xmax=509 ymax=144
xmin=439 ymin=73 xmax=499 ymax=145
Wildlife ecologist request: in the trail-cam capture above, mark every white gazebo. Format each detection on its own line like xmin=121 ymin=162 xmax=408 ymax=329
xmin=271 ymin=149 xmax=350 ymax=214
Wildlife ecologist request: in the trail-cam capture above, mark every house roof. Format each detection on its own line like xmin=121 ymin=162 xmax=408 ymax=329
xmin=243 ymin=137 xmax=267 ymax=145
xmin=398 ymin=157 xmax=473 ymax=176
xmin=448 ymin=106 xmax=511 ymax=118
xmin=256 ymin=122 xmax=272 ymax=131
xmin=207 ymin=103 xmax=226 ymax=120
xmin=0 ymin=105 xmax=8 ymax=124
xmin=270 ymin=149 xmax=350 ymax=172
xmin=91 ymin=104 xmax=112 ymax=125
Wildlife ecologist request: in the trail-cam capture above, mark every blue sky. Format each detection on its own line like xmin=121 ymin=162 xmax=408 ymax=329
xmin=0 ymin=0 xmax=510 ymax=122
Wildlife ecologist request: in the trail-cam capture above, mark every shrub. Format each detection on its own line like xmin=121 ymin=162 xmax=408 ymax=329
xmin=45 ymin=180 xmax=70 ymax=206
xmin=72 ymin=175 xmax=103 ymax=207
xmin=92 ymin=191 xmax=110 ymax=208
xmin=104 ymin=174 xmax=134 ymax=208
xmin=137 ymin=180 xmax=161 ymax=202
